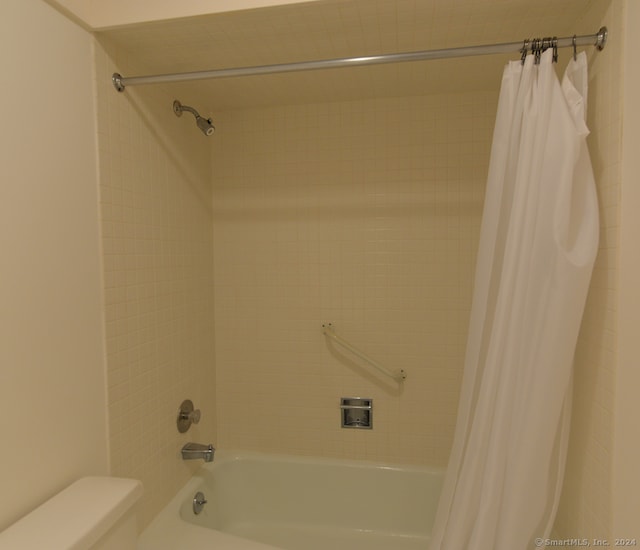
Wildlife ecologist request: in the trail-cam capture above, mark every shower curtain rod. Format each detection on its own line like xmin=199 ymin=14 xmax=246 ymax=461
xmin=112 ymin=27 xmax=607 ymax=92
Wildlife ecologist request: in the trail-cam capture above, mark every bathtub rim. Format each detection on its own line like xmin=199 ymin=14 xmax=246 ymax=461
xmin=202 ymin=448 xmax=446 ymax=476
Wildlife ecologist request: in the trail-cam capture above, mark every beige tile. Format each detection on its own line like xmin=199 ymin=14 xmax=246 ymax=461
xmin=94 ymin=42 xmax=217 ymax=528
xmin=211 ymin=93 xmax=495 ymax=466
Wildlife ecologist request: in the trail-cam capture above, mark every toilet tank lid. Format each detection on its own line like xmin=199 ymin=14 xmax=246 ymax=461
xmin=0 ymin=476 xmax=143 ymax=550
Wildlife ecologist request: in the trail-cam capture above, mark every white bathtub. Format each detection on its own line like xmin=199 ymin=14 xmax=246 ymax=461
xmin=138 ymin=450 xmax=444 ymax=550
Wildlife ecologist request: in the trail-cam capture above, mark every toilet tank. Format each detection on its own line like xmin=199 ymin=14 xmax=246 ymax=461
xmin=0 ymin=477 xmax=143 ymax=550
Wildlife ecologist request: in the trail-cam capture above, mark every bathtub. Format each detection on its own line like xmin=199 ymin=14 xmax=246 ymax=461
xmin=138 ymin=450 xmax=444 ymax=550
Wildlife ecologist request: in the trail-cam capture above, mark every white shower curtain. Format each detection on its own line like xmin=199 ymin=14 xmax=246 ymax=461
xmin=429 ymin=49 xmax=599 ymax=549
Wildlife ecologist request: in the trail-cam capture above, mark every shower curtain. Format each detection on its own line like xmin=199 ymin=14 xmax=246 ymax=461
xmin=430 ymin=49 xmax=598 ymax=549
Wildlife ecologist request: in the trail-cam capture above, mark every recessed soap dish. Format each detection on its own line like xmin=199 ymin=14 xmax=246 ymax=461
xmin=340 ymin=397 xmax=372 ymax=429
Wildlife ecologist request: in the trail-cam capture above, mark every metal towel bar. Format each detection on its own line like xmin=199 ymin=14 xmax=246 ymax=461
xmin=322 ymin=323 xmax=406 ymax=382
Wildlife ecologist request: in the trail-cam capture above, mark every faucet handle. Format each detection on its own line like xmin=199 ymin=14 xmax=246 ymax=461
xmin=187 ymin=408 xmax=201 ymax=424
xmin=177 ymin=399 xmax=201 ymax=433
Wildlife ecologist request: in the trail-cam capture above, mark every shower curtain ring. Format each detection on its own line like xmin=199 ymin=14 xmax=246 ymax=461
xmin=572 ymin=35 xmax=577 ymax=61
xmin=533 ymin=38 xmax=541 ymax=64
xmin=552 ymin=37 xmax=558 ymax=63
xmin=521 ymin=39 xmax=530 ymax=64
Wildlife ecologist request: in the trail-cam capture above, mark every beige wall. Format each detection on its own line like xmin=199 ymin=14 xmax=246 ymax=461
xmin=211 ymin=93 xmax=495 ymax=465
xmin=93 ymin=39 xmax=217 ymax=528
xmin=613 ymin=0 xmax=640 ymax=535
xmin=0 ymin=0 xmax=108 ymax=531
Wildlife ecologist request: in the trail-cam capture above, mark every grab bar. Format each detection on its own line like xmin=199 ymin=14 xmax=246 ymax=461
xmin=322 ymin=323 xmax=407 ymax=381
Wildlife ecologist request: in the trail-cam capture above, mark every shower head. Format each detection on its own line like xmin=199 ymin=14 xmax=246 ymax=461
xmin=173 ymin=100 xmax=215 ymax=136
xmin=196 ymin=115 xmax=215 ymax=136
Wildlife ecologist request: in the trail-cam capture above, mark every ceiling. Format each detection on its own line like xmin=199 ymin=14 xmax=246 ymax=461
xmin=97 ymin=0 xmax=606 ymax=111
xmin=49 ymin=0 xmax=324 ymax=30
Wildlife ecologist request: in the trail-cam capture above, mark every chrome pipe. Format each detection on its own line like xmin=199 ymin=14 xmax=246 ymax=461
xmin=112 ymin=28 xmax=607 ymax=92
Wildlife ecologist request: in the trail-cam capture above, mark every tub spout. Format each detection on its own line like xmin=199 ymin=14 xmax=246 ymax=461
xmin=181 ymin=443 xmax=215 ymax=462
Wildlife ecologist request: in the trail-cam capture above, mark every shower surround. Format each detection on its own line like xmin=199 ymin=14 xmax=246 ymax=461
xmin=92 ymin=0 xmax=623 ymax=540
xmin=96 ymin=37 xmax=494 ymax=520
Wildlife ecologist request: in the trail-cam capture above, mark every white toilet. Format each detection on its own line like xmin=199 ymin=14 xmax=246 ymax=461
xmin=0 ymin=476 xmax=143 ymax=550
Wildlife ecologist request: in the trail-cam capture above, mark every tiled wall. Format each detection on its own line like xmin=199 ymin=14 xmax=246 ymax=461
xmin=93 ymin=40 xmax=217 ymax=528
xmin=211 ymin=93 xmax=496 ymax=466
xmin=554 ymin=0 xmax=621 ymax=540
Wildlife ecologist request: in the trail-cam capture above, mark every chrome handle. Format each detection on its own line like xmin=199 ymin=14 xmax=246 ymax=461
xmin=177 ymin=399 xmax=201 ymax=433
xmin=193 ymin=491 xmax=207 ymax=515
xmin=182 ymin=408 xmax=201 ymax=424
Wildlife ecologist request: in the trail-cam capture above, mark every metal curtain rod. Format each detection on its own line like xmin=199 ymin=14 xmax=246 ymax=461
xmin=112 ymin=27 xmax=607 ymax=92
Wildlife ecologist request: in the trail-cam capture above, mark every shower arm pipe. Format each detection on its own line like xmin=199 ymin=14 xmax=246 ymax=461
xmin=177 ymin=104 xmax=201 ymax=117
xmin=322 ymin=324 xmax=407 ymax=382
xmin=112 ymin=27 xmax=607 ymax=91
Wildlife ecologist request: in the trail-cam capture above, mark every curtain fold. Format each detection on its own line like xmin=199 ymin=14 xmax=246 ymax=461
xmin=430 ymin=49 xmax=598 ymax=550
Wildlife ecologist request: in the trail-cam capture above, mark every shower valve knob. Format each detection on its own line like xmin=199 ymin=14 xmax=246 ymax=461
xmin=177 ymin=399 xmax=201 ymax=433
xmin=188 ymin=409 xmax=201 ymax=424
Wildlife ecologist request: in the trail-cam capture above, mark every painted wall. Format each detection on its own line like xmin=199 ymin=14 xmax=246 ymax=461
xmin=211 ymin=93 xmax=496 ymax=465
xmin=0 ymin=0 xmax=108 ymax=531
xmin=613 ymin=0 xmax=640 ymax=535
xmin=93 ymin=39 xmax=217 ymax=528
